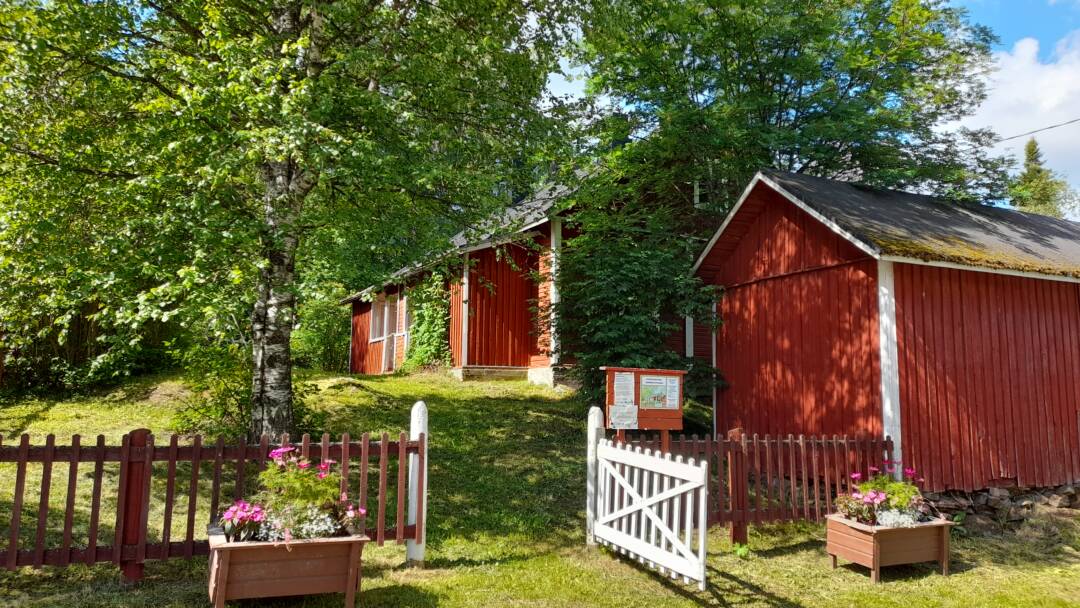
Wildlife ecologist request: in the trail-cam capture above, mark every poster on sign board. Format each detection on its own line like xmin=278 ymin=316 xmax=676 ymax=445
xmin=639 ymin=375 xmax=680 ymax=409
xmin=608 ymin=404 xmax=638 ymax=429
xmin=613 ymin=372 xmax=635 ymax=406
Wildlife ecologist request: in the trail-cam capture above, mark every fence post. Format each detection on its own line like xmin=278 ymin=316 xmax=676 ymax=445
xmin=727 ymin=427 xmax=748 ymax=545
xmin=586 ymin=406 xmax=604 ymax=545
xmin=120 ymin=428 xmax=150 ymax=583
xmin=406 ymin=401 xmax=428 ymax=566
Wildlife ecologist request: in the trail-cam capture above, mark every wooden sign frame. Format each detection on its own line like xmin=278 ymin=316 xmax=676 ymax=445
xmin=600 ymin=367 xmax=687 ymax=436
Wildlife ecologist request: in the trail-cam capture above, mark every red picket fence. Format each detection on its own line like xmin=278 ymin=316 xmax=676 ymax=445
xmin=617 ymin=428 xmax=894 ymax=542
xmin=0 ymin=428 xmax=426 ymax=580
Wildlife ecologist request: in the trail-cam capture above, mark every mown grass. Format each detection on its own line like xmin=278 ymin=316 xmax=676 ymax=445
xmin=1 ymin=371 xmax=1079 ymax=607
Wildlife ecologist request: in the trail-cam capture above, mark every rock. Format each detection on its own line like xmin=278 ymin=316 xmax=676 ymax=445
xmin=1007 ymin=507 xmax=1028 ymax=521
xmin=1048 ymin=494 xmax=1072 ymax=509
xmin=974 ymin=493 xmax=989 ymax=507
xmin=966 ymin=513 xmax=997 ymax=532
xmin=1034 ymin=492 xmax=1050 ymax=505
xmin=987 ymin=496 xmax=1012 ymax=510
xmin=935 ymin=497 xmax=964 ymax=511
xmin=1019 ymin=498 xmax=1035 ymax=509
xmin=1057 ymin=485 xmax=1076 ymax=497
xmin=923 ymin=492 xmax=941 ymax=501
xmin=988 ymin=487 xmax=1011 ymax=499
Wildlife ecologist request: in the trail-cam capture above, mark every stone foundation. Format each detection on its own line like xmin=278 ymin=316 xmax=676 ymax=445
xmin=926 ymin=484 xmax=1078 ymax=527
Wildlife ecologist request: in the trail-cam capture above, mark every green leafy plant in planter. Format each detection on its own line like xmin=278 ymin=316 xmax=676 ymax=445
xmin=218 ymin=446 xmax=365 ymax=544
xmin=835 ymin=464 xmax=934 ymax=527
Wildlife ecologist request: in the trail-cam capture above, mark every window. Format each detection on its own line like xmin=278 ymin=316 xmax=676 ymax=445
xmin=370 ymin=297 xmax=385 ymax=341
xmin=385 ymin=296 xmax=398 ymax=336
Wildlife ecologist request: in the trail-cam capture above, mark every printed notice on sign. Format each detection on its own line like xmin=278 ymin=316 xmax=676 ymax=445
xmin=639 ymin=375 xmax=680 ymax=410
xmin=613 ymin=372 xmax=635 ymax=406
xmin=608 ymin=404 xmax=638 ymax=429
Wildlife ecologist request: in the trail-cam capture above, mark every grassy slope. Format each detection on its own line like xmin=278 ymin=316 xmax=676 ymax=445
xmin=0 ymin=372 xmax=1078 ymax=607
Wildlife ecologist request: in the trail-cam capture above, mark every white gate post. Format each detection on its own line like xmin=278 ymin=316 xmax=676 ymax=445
xmin=586 ymin=406 xmax=604 ymax=545
xmin=406 ymin=400 xmax=428 ymax=565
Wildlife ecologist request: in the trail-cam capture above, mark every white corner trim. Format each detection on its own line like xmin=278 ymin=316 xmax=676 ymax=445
xmin=711 ymin=301 xmax=718 ymax=436
xmin=877 ymin=260 xmax=903 ymax=474
xmin=880 ymin=255 xmax=1080 ymax=285
xmin=549 ymin=218 xmax=562 ymax=364
xmin=461 ymin=253 xmax=470 ymax=367
xmin=684 ymin=316 xmax=694 ymax=357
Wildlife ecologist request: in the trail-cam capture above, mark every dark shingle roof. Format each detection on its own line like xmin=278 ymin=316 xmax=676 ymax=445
xmin=759 ymin=169 xmax=1080 ymax=279
xmin=341 ymin=176 xmax=574 ymax=303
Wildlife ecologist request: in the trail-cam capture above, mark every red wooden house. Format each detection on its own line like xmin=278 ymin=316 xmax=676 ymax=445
xmin=691 ymin=170 xmax=1080 ymax=492
xmin=342 ymin=182 xmax=569 ymax=386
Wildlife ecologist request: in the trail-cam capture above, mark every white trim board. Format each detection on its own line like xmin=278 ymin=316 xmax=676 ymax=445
xmin=877 ymin=260 xmax=903 ymax=473
xmin=880 ymin=255 xmax=1080 ymax=285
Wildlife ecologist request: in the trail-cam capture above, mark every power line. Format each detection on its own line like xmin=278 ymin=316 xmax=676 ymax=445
xmin=994 ymin=116 xmax=1080 ymax=144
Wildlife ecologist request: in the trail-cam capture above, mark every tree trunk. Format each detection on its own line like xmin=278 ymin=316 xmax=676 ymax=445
xmin=250 ymin=159 xmax=315 ymax=438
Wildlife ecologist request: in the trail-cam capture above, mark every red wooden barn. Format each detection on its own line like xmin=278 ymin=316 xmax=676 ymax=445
xmin=692 ymin=170 xmax=1080 ymax=492
xmin=342 ymin=182 xmax=569 ymax=386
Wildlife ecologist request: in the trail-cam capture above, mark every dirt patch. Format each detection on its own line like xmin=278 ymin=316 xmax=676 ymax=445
xmin=144 ymin=380 xmax=193 ymax=406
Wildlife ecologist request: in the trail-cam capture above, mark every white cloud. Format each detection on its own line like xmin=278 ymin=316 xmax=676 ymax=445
xmin=962 ymin=31 xmax=1080 ymax=189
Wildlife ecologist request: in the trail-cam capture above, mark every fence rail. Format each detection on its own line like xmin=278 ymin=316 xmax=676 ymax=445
xmin=615 ymin=428 xmax=893 ymax=542
xmin=0 ymin=406 xmax=428 ymax=580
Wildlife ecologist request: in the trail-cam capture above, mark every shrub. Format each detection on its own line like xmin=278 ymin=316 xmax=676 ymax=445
xmin=292 ymin=285 xmax=351 ymax=372
xmin=402 ymin=273 xmax=452 ymax=371
xmin=837 ymin=463 xmax=930 ymax=527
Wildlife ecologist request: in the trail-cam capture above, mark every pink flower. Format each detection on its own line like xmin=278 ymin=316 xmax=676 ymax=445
xmin=868 ymin=466 xmax=880 ymax=474
xmin=904 ymin=467 xmax=917 ymax=478
xmin=885 ymin=465 xmax=896 ymax=474
xmin=882 ymin=459 xmax=893 ymax=465
xmin=297 ymin=461 xmax=311 ymax=470
xmin=317 ymin=471 xmax=328 ymax=480
xmin=268 ymin=446 xmax=295 ymax=459
xmin=318 ymin=461 xmax=331 ymax=472
xmin=850 ymin=472 xmax=862 ymax=481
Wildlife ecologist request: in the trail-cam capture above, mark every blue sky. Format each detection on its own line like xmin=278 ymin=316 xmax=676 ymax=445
xmin=959 ymin=0 xmax=1080 ymax=60
xmin=953 ymin=0 xmax=1080 ymax=189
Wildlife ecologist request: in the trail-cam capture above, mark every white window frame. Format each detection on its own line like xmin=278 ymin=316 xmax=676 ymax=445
xmin=369 ymin=296 xmax=387 ymax=342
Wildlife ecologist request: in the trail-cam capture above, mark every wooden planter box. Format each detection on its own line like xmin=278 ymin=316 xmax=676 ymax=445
xmin=208 ymin=527 xmax=369 ymax=607
xmin=826 ymin=514 xmax=953 ymax=583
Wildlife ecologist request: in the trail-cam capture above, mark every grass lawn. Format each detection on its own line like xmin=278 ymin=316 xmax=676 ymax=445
xmin=1 ymin=371 xmax=1079 ymax=607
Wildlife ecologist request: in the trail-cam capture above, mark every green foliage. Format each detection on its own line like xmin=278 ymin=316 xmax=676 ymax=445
xmin=732 ymin=542 xmax=752 ymax=559
xmin=257 ymin=453 xmax=343 ymax=514
xmin=402 ymin=273 xmax=452 ymax=371
xmin=951 ymin=511 xmax=969 ymax=538
xmin=171 ymin=342 xmax=324 ymax=439
xmin=1009 ymin=138 xmax=1078 ymax=218
xmin=577 ymin=0 xmax=1012 ymax=203
xmin=170 ymin=343 xmax=253 ymax=439
xmin=835 ymin=494 xmax=877 ymax=525
xmin=0 ymin=0 xmax=578 ymax=428
xmin=858 ymin=476 xmax=921 ymax=512
xmin=292 ymin=284 xmax=351 ymax=373
xmin=555 ymin=168 xmax=721 ymax=402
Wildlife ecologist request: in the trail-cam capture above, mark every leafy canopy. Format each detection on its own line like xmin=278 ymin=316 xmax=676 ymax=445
xmin=0 ymin=1 xmax=577 ymax=397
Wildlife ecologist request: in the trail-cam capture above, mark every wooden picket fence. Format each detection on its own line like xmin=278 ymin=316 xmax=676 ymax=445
xmin=618 ymin=428 xmax=894 ymax=542
xmin=0 ymin=417 xmax=427 ymax=580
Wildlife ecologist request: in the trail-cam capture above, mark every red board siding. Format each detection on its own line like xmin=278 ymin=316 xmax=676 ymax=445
xmin=467 ymin=246 xmax=536 ymax=367
xmin=716 ymin=260 xmax=881 ymax=437
xmin=707 ymin=186 xmax=881 ymax=438
xmin=349 ymin=301 xmax=383 ymax=374
xmin=894 ymin=263 xmax=1080 ymax=491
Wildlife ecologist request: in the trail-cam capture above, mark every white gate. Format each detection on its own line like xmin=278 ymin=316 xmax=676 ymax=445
xmin=586 ymin=409 xmax=709 ymax=590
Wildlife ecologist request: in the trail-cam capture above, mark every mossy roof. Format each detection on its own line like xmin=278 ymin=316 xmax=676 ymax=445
xmin=761 ymin=170 xmax=1080 ymax=279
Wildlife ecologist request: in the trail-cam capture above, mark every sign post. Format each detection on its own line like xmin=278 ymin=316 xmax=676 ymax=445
xmin=600 ymin=367 xmax=686 ymax=450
